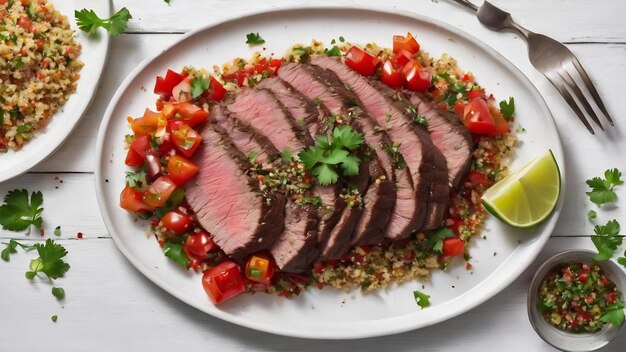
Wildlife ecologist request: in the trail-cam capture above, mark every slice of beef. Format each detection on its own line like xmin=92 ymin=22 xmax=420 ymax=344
xmin=257 ymin=77 xmax=325 ymax=138
xmin=405 ymin=91 xmax=474 ymax=189
xmin=271 ymin=200 xmax=320 ymax=272
xmin=312 ymin=55 xmax=449 ymax=233
xmin=278 ymin=62 xmax=395 ymax=250
xmin=186 ymin=124 xmax=286 ymax=259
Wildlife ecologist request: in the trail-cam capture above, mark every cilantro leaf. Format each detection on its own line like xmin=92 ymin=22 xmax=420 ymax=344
xmin=586 ymin=168 xmax=623 ymax=205
xmin=191 ymin=76 xmax=210 ymax=99
xmin=51 ymin=287 xmax=65 ymax=300
xmin=426 ymin=227 xmax=456 ymax=255
xmin=0 ymin=189 xmax=44 ymax=231
xmin=51 ymin=315 xmax=58 ymax=323
xmin=1 ymin=239 xmax=19 ymax=261
xmin=245 ymin=32 xmax=265 ymax=45
xmin=499 ymin=97 xmax=515 ymax=121
xmin=591 ymin=219 xmax=622 ymax=261
xmin=587 ymin=210 xmax=597 ymax=220
xmin=25 ymin=239 xmax=70 ymax=280
xmin=75 ymin=7 xmax=132 ymax=36
xmin=618 ymin=254 xmax=626 ymax=269
xmin=324 ymin=46 xmax=341 ymax=57
xmin=413 ymin=290 xmax=430 ymax=309
xmin=600 ymin=299 xmax=625 ymax=327
xmin=298 ymin=126 xmax=365 ymax=186
xmin=163 ymin=241 xmax=189 ymax=268
xmin=281 ymin=149 xmax=293 ymax=163
xmin=125 ymin=170 xmax=146 ymax=188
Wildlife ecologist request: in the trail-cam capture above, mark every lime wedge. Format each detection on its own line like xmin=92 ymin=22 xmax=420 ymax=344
xmin=482 ymin=149 xmax=561 ymax=228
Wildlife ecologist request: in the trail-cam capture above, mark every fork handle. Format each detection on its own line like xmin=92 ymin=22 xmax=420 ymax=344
xmin=449 ymin=0 xmax=478 ymax=11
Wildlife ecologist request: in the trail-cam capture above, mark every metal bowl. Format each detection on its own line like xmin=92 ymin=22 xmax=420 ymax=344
xmin=527 ymin=250 xmax=626 ymax=352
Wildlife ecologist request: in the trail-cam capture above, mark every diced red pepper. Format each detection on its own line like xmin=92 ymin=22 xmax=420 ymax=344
xmin=202 ymin=261 xmax=246 ymax=305
xmin=393 ymin=32 xmax=420 ymax=54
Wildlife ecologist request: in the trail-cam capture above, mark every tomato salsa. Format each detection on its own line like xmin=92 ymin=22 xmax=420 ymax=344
xmin=538 ymin=262 xmax=624 ymax=333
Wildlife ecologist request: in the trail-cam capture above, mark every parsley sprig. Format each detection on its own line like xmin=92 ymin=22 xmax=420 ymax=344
xmin=245 ymin=32 xmax=265 ymax=45
xmin=75 ymin=7 xmax=132 ymax=36
xmin=586 ymin=168 xmax=623 ymax=205
xmin=0 ymin=189 xmax=44 ymax=231
xmin=590 ymin=219 xmax=622 ymax=261
xmin=299 ymin=126 xmax=365 ymax=186
xmin=499 ymin=97 xmax=515 ymax=121
xmin=413 ymin=290 xmax=430 ymax=309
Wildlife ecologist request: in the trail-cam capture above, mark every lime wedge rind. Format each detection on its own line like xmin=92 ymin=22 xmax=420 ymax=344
xmin=481 ymin=149 xmax=561 ymax=228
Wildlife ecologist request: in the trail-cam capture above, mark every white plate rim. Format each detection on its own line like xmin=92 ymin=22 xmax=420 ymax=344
xmin=0 ymin=0 xmax=111 ymax=182
xmin=94 ymin=4 xmax=565 ymax=339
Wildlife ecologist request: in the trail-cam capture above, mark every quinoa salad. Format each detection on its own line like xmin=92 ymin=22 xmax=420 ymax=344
xmin=0 ymin=0 xmax=83 ymax=152
xmin=119 ymin=33 xmax=518 ymax=305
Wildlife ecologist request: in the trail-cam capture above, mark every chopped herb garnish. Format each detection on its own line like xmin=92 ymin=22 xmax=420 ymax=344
xmin=125 ymin=169 xmax=147 ymax=188
xmin=600 ymin=298 xmax=625 ymax=327
xmin=51 ymin=287 xmax=65 ymax=300
xmin=0 ymin=189 xmax=44 ymax=231
xmin=426 ymin=227 xmax=455 ymax=255
xmin=587 ymin=210 xmax=597 ymax=220
xmin=190 ymin=76 xmax=210 ymax=99
xmin=381 ymin=142 xmax=406 ymax=169
xmin=154 ymin=188 xmax=185 ymax=218
xmin=16 ymin=123 xmax=32 ymax=134
xmin=586 ymin=168 xmax=623 ymax=205
xmin=163 ymin=240 xmax=189 ymax=268
xmin=51 ymin=315 xmax=58 ymax=323
xmin=499 ymin=97 xmax=515 ymax=121
xmin=281 ymin=148 xmax=293 ymax=163
xmin=247 ymin=151 xmax=259 ymax=162
xmin=324 ymin=46 xmax=341 ymax=57
xmin=591 ymin=219 xmax=621 ymax=261
xmin=413 ymin=290 xmax=430 ymax=309
xmin=245 ymin=32 xmax=265 ymax=45
xmin=74 ymin=7 xmax=132 ymax=36
xmin=339 ymin=36 xmax=345 ymax=42
xmin=53 ymin=226 xmax=61 ymax=236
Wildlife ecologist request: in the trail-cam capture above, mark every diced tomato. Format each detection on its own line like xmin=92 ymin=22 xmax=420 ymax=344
xmin=344 ymin=46 xmax=380 ymax=77
xmin=468 ymin=170 xmax=490 ymax=187
xmin=143 ymin=176 xmax=177 ymax=208
xmin=390 ymin=49 xmax=414 ymax=69
xmin=125 ymin=147 xmax=144 ymax=167
xmin=393 ymin=32 xmax=420 ymax=54
xmin=168 ymin=121 xmax=202 ymax=158
xmin=223 ymin=70 xmax=246 ymax=86
xmin=202 ymin=261 xmax=246 ymax=305
xmin=442 ymin=237 xmax=465 ymax=257
xmin=161 ymin=211 xmax=193 ymax=235
xmin=160 ymin=103 xmax=178 ymax=120
xmin=120 ymin=185 xmax=154 ymax=213
xmin=468 ymin=89 xmax=485 ymax=100
xmin=172 ymin=102 xmax=209 ymax=127
xmin=172 ymin=78 xmax=192 ymax=102
xmin=447 ymin=217 xmax=464 ymax=236
xmin=184 ymin=232 xmax=219 ymax=258
xmin=205 ymin=76 xmax=227 ymax=102
xmin=269 ymin=58 xmax=282 ymax=72
xmin=380 ymin=60 xmax=404 ymax=89
xmin=17 ymin=15 xmax=32 ymax=32
xmin=154 ymin=69 xmax=184 ymax=97
xmin=167 ymin=154 xmax=198 ymax=186
xmin=462 ymin=98 xmax=507 ymax=135
xmin=488 ymin=105 xmax=510 ymax=134
xmin=461 ymin=73 xmax=474 ymax=82
xmin=158 ymin=139 xmax=174 ymax=155
xmin=606 ymin=291 xmax=617 ymax=304
xmin=578 ymin=272 xmax=588 ymax=282
xmin=454 ymin=101 xmax=467 ymax=117
xmin=245 ymin=253 xmax=276 ymax=286
xmin=131 ymin=109 xmax=166 ymax=135
xmin=124 ymin=135 xmax=151 ymax=166
xmin=402 ymin=59 xmax=431 ymax=92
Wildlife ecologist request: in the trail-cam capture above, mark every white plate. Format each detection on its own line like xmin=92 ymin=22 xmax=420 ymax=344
xmin=95 ymin=6 xmax=564 ymax=339
xmin=0 ymin=0 xmax=110 ymax=182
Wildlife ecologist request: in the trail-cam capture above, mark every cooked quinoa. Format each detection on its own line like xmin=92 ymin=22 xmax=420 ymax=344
xmin=0 ymin=0 xmax=83 ymax=152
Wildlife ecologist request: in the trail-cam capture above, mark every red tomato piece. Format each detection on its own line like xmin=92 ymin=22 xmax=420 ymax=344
xmin=380 ymin=60 xmax=404 ymax=89
xmin=202 ymin=261 xmax=246 ymax=305
xmin=18 ymin=15 xmax=32 ymax=32
xmin=167 ymin=154 xmax=198 ymax=186
xmin=468 ymin=170 xmax=490 ymax=187
xmin=462 ymin=98 xmax=501 ymax=135
xmin=393 ymin=32 xmax=420 ymax=54
xmin=468 ymin=89 xmax=486 ymax=101
xmin=160 ymin=103 xmax=178 ymax=120
xmin=442 ymin=237 xmax=465 ymax=257
xmin=390 ymin=49 xmax=414 ymax=68
xmin=154 ymin=69 xmax=184 ymax=97
xmin=344 ymin=46 xmax=380 ymax=77
xmin=184 ymin=232 xmax=219 ymax=258
xmin=173 ymin=102 xmax=209 ymax=127
xmin=402 ymin=59 xmax=431 ymax=92
xmin=120 ymin=186 xmax=154 ymax=213
xmin=124 ymin=135 xmax=152 ymax=167
xmin=143 ymin=176 xmax=177 ymax=208
xmin=125 ymin=147 xmax=144 ymax=167
xmin=269 ymin=58 xmax=282 ymax=72
xmin=454 ymin=101 xmax=467 ymax=118
xmin=131 ymin=109 xmax=165 ymax=135
xmin=488 ymin=105 xmax=511 ymax=134
xmin=161 ymin=211 xmax=193 ymax=235
xmin=204 ymin=76 xmax=227 ymax=102
xmin=172 ymin=78 xmax=192 ymax=102
xmin=168 ymin=121 xmax=202 ymax=158
xmin=245 ymin=253 xmax=276 ymax=286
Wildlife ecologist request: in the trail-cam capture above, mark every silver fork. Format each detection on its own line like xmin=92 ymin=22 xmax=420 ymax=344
xmin=450 ymin=0 xmax=614 ymax=134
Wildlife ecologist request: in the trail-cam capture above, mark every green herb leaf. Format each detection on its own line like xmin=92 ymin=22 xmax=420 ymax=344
xmin=340 ymin=155 xmax=361 ymax=176
xmin=51 ymin=287 xmax=65 ymax=300
xmin=22 ymin=239 xmax=70 ymax=280
xmin=324 ymin=46 xmax=341 ymax=57
xmin=617 ymin=255 xmax=626 ymax=269
xmin=312 ymin=164 xmax=339 ymax=186
xmin=0 ymin=189 xmax=44 ymax=231
xmin=51 ymin=315 xmax=58 ymax=323
xmin=163 ymin=241 xmax=189 ymax=268
xmin=587 ymin=210 xmax=597 ymax=220
xmin=1 ymin=239 xmax=20 ymax=261
xmin=16 ymin=123 xmax=32 ymax=134
xmin=125 ymin=170 xmax=147 ymax=188
xmin=281 ymin=148 xmax=293 ymax=163
xmin=600 ymin=299 xmax=625 ymax=327
xmin=426 ymin=227 xmax=456 ymax=255
xmin=413 ymin=290 xmax=430 ymax=309
xmin=154 ymin=188 xmax=185 ymax=218
xmin=591 ymin=219 xmax=622 ymax=261
xmin=191 ymin=76 xmax=210 ymax=99
xmin=247 ymin=151 xmax=259 ymax=162
xmin=245 ymin=32 xmax=265 ymax=45
xmin=586 ymin=169 xmax=623 ymax=205
xmin=75 ymin=7 xmax=132 ymax=36
xmin=53 ymin=226 xmax=61 ymax=236
xmin=499 ymin=97 xmax=515 ymax=121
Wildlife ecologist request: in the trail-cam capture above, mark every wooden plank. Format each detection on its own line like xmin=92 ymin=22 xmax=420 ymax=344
xmin=113 ymin=0 xmax=626 ymax=43
xmin=0 ymin=236 xmax=623 ymax=351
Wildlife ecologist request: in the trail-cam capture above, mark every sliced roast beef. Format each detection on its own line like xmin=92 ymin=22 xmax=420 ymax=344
xmin=405 ymin=91 xmax=474 ymax=189
xmin=186 ymin=124 xmax=286 ymax=259
xmin=278 ymin=62 xmax=395 ymax=250
xmin=271 ymin=200 xmax=320 ymax=272
xmin=312 ymin=55 xmax=449 ymax=233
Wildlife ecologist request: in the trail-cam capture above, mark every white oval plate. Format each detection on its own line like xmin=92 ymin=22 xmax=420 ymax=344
xmin=95 ymin=6 xmax=564 ymax=339
xmin=0 ymin=0 xmax=110 ymax=182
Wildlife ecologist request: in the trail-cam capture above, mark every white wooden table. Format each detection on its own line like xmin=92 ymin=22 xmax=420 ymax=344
xmin=1 ymin=0 xmax=625 ymax=350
